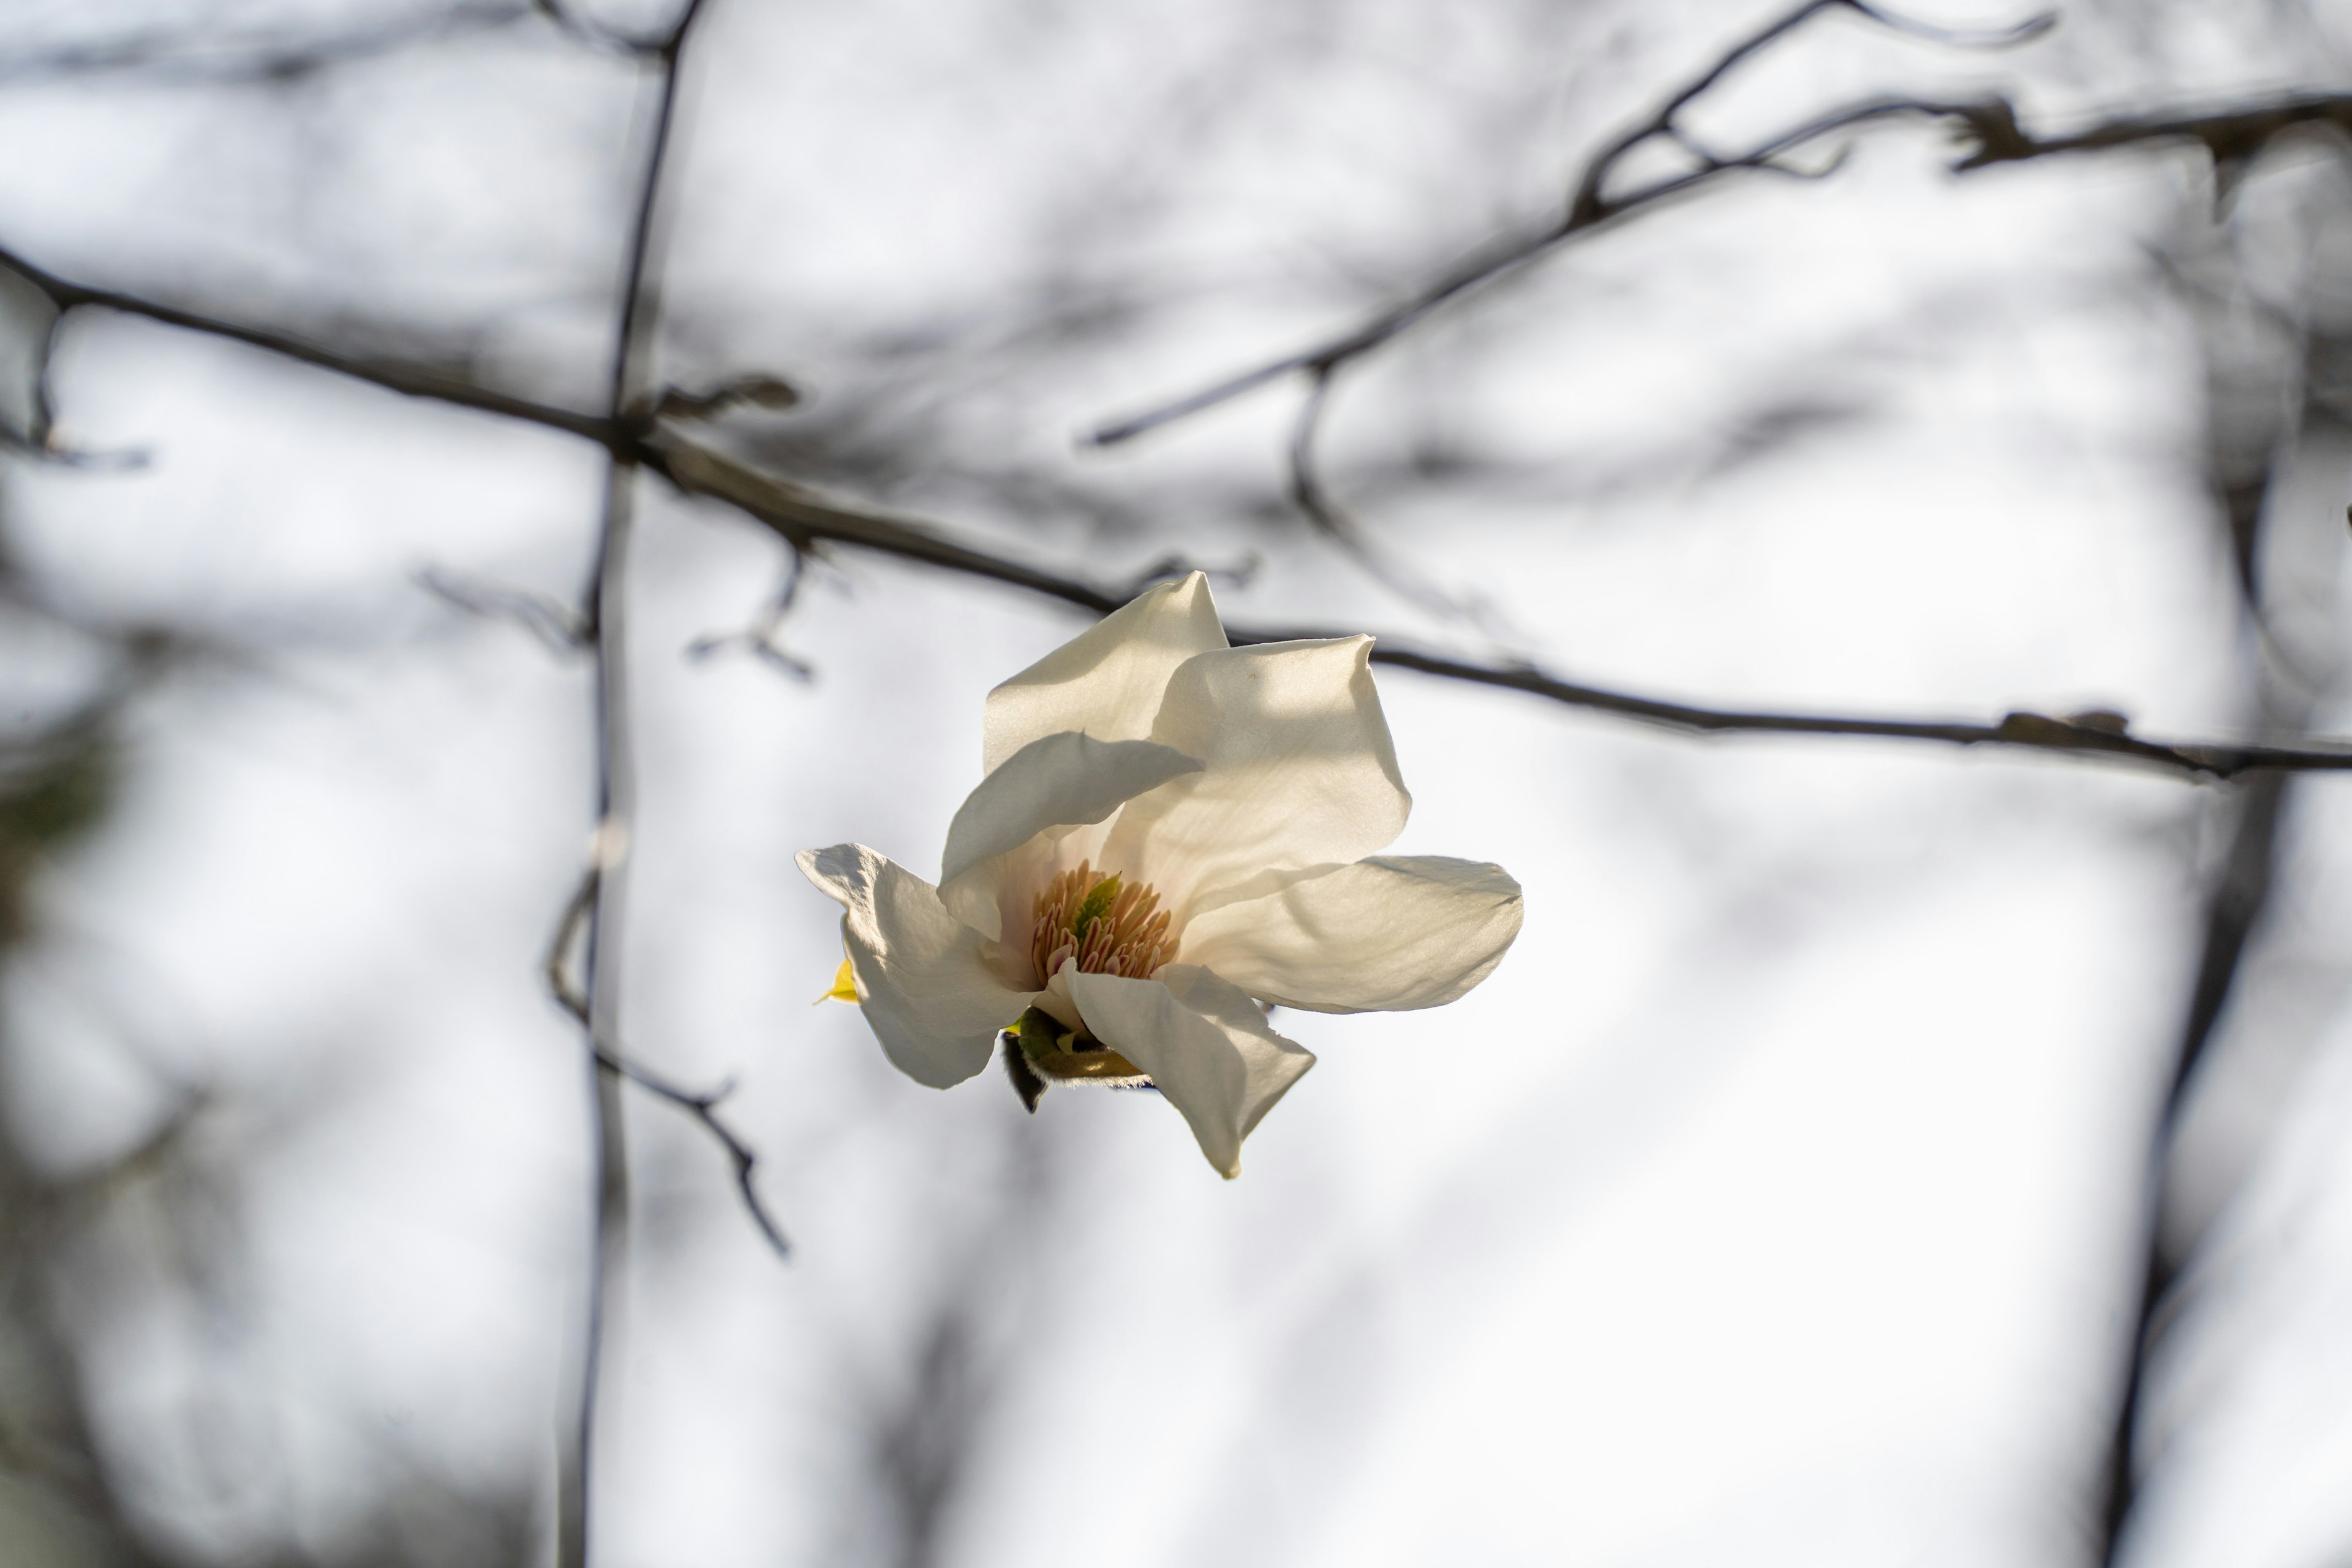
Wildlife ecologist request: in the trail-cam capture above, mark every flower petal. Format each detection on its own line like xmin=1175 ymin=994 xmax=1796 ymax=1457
xmin=1066 ymin=963 xmax=1314 ymax=1178
xmin=798 ymin=843 xmax=1033 ymax=1088
xmin=1103 ymin=636 xmax=1409 ymax=910
xmin=937 ymin=732 xmax=1202 ymax=940
xmin=982 ymin=571 xmax=1226 ymax=774
xmin=1177 ymin=856 xmax=1523 ymax=1013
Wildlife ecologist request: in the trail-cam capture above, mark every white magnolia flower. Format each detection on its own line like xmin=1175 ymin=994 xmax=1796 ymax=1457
xmin=799 ymin=572 xmax=1522 ymax=1177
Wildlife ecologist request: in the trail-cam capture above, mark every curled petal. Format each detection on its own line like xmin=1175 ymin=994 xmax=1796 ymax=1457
xmin=1178 ymin=856 xmax=1523 ymax=1013
xmin=937 ymin=732 xmax=1201 ymax=940
xmin=1105 ymin=637 xmax=1409 ymax=911
xmin=798 ymin=843 xmax=1033 ymax=1088
xmin=1066 ymin=963 xmax=1314 ymax=1178
xmin=983 ymin=571 xmax=1226 ymax=774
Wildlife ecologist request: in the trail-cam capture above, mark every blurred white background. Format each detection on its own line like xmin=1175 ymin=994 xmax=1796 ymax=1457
xmin=5 ymin=1 xmax=2352 ymax=1565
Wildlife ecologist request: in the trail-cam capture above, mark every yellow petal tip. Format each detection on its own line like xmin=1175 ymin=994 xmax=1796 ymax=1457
xmin=815 ymin=956 xmax=859 ymax=1006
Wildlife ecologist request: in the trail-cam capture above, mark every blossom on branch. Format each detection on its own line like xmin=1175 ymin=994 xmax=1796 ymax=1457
xmin=800 ymin=572 xmax=1522 ymax=1177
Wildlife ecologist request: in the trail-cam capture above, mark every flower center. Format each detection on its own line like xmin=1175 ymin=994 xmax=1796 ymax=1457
xmin=1030 ymin=860 xmax=1174 ymax=984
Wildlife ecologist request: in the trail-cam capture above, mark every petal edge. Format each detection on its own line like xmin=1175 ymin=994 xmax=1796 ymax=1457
xmin=983 ymin=573 xmax=1227 ymax=774
xmin=1067 ymin=963 xmax=1314 ymax=1178
xmin=1177 ymin=855 xmax=1523 ymax=1014
xmin=799 ymin=843 xmax=1032 ymax=1088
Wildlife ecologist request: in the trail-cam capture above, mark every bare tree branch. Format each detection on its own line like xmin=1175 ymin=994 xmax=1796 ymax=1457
xmin=10 ymin=235 xmax=2352 ymax=775
xmin=1063 ymin=1 xmax=2352 ymax=671
xmin=554 ymin=4 xmax=720 ymax=1566
xmin=1082 ymin=22 xmax=2352 ymax=458
xmin=654 ymin=440 xmax=2352 ymax=780
xmin=1084 ymin=1 xmax=2055 ymax=448
xmin=20 ymin=60 xmax=2352 ymax=785
xmin=0 ymin=241 xmax=620 ymax=447
xmin=684 ymin=546 xmax=815 ymax=678
xmin=594 ymin=1050 xmax=791 ymax=1258
xmin=1284 ymin=368 xmax=1506 ymax=628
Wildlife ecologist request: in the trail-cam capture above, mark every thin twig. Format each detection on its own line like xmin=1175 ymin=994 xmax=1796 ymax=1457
xmin=1080 ymin=4 xmax=2352 ymax=646
xmin=1085 ymin=2 xmax=2049 ymax=623
xmin=1284 ymin=369 xmax=1506 ymax=628
xmin=543 ymin=869 xmax=598 ymax=1027
xmin=592 ymin=1051 xmax=792 ymax=1257
xmin=649 ymin=439 xmax=2352 ymax=779
xmin=684 ymin=546 xmax=816 ymax=678
xmin=558 ymin=5 xmax=720 ymax=1567
xmin=1085 ymin=8 xmax=2352 ymax=452
xmin=545 ymin=866 xmax=790 ymax=1255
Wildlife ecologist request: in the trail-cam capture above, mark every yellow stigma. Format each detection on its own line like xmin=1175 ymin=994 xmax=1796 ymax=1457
xmin=1030 ymin=860 xmax=1174 ymax=983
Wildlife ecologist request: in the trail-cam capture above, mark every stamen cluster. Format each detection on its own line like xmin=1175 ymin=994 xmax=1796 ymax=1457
xmin=1030 ymin=860 xmax=1174 ymax=983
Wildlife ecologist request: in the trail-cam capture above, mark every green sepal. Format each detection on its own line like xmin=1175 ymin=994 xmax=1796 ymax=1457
xmin=1012 ymin=1006 xmax=1076 ymax=1061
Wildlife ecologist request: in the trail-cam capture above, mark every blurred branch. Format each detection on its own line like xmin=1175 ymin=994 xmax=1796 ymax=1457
xmin=552 ymin=3 xmax=717 ymax=1566
xmin=1209 ymin=0 xmax=2052 ymax=620
xmin=1080 ymin=11 xmax=2352 ymax=470
xmin=9 ymin=230 xmax=2352 ymax=774
xmin=1286 ymin=369 xmax=1505 ymax=628
xmin=34 ymin=68 xmax=2351 ymax=478
xmin=1065 ymin=0 xmax=2352 ymax=667
xmin=2096 ymin=772 xmax=2288 ymax=1565
xmin=0 ymin=241 xmax=620 ymax=446
xmin=12 ymin=227 xmax=2352 ymax=774
xmin=2089 ymin=287 xmax=2336 ymax=1567
xmin=0 ymin=1 xmax=534 ymax=86
xmin=684 ymin=546 xmax=815 ymax=679
xmin=21 ymin=78 xmax=2352 ymax=783
xmin=532 ymin=0 xmax=673 ymax=60
xmin=1085 ymin=0 xmax=2057 ymax=450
